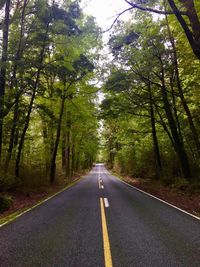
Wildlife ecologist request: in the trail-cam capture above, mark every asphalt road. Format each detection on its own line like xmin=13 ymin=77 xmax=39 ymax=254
xmin=0 ymin=164 xmax=200 ymax=267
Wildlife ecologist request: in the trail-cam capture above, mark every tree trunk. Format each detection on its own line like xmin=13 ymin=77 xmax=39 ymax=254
xmin=165 ymin=11 xmax=200 ymax=158
xmin=155 ymin=104 xmax=175 ymax=147
xmin=4 ymin=94 xmax=19 ymax=170
xmin=62 ymin=131 xmax=66 ymax=170
xmin=65 ymin=113 xmax=71 ymax=178
xmin=76 ymin=151 xmax=80 ymax=171
xmin=50 ymin=97 xmax=65 ymax=184
xmin=10 ymin=0 xmax=28 ymax=89
xmin=167 ymin=0 xmax=200 ymax=60
xmin=0 ymin=0 xmax=11 ymax=160
xmin=169 ymin=77 xmax=183 ymax=143
xmin=4 ymin=1 xmax=29 ymax=169
xmin=71 ymin=144 xmax=75 ymax=176
xmin=182 ymin=0 xmax=200 ymax=47
xmin=15 ymin=83 xmax=36 ymax=177
xmin=15 ymin=22 xmax=49 ymax=177
xmin=148 ymin=82 xmax=162 ymax=178
xmin=160 ymin=81 xmax=191 ymax=179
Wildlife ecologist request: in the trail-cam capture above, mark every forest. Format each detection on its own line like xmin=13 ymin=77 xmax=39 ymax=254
xmin=101 ymin=0 xmax=200 ymax=190
xmin=0 ymin=0 xmax=200 ymax=198
xmin=0 ymin=0 xmax=101 ymax=193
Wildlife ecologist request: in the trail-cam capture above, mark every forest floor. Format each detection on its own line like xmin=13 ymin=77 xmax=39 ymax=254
xmin=118 ymin=175 xmax=200 ymax=218
xmin=0 ymin=171 xmax=86 ymax=223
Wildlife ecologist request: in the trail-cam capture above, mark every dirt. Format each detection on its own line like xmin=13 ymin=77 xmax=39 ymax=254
xmin=122 ymin=176 xmax=200 ymax=218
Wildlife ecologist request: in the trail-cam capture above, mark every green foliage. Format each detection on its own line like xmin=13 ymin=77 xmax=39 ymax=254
xmin=0 ymin=0 xmax=101 ymax=188
xmin=101 ymin=6 xmax=200 ymax=182
xmin=0 ymin=196 xmax=13 ymax=213
xmin=172 ymin=178 xmax=190 ymax=191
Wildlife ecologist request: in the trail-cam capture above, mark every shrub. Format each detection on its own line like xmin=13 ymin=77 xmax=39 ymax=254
xmin=0 ymin=196 xmax=13 ymax=213
xmin=172 ymin=178 xmax=190 ymax=191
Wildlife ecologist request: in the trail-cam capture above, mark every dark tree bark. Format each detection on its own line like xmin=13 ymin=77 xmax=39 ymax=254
xmin=148 ymin=82 xmax=162 ymax=178
xmin=50 ymin=97 xmax=65 ymax=184
xmin=109 ymin=141 xmax=115 ymax=169
xmin=165 ymin=14 xmax=200 ymax=158
xmin=154 ymin=104 xmax=175 ymax=147
xmin=15 ymin=22 xmax=50 ymax=177
xmin=65 ymin=112 xmax=71 ymax=177
xmin=61 ymin=131 xmax=67 ymax=170
xmin=167 ymin=0 xmax=200 ymax=60
xmin=5 ymin=0 xmax=28 ymax=170
xmin=50 ymin=82 xmax=75 ymax=183
xmin=159 ymin=65 xmax=191 ymax=179
xmin=10 ymin=0 xmax=28 ymax=89
xmin=76 ymin=150 xmax=80 ymax=171
xmin=0 ymin=0 xmax=11 ymax=160
xmin=71 ymin=144 xmax=75 ymax=176
xmin=4 ymin=95 xmax=19 ymax=170
xmin=169 ymin=77 xmax=183 ymax=144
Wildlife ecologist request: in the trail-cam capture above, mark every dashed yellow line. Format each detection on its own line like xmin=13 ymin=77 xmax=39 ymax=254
xmin=100 ymin=198 xmax=113 ymax=267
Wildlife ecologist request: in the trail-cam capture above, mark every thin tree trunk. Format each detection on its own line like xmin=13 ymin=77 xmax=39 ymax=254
xmin=155 ymin=104 xmax=175 ymax=147
xmin=165 ymin=11 xmax=200 ymax=158
xmin=148 ymin=82 xmax=162 ymax=178
xmin=42 ymin=122 xmax=51 ymax=173
xmin=15 ymin=81 xmax=37 ymax=177
xmin=71 ymin=144 xmax=75 ymax=176
xmin=65 ymin=112 xmax=71 ymax=177
xmin=4 ymin=94 xmax=19 ymax=170
xmin=0 ymin=0 xmax=11 ymax=160
xmin=50 ymin=97 xmax=65 ymax=184
xmin=169 ymin=77 xmax=183 ymax=143
xmin=10 ymin=0 xmax=28 ymax=89
xmin=15 ymin=23 xmax=49 ymax=177
xmin=62 ymin=131 xmax=66 ymax=170
xmin=76 ymin=151 xmax=80 ymax=171
xmin=167 ymin=0 xmax=200 ymax=60
xmin=160 ymin=77 xmax=191 ymax=179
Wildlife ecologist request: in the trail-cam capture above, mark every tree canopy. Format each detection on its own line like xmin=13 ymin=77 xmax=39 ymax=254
xmin=0 ymin=0 xmax=101 ymax=188
xmin=101 ymin=1 xmax=200 ymax=183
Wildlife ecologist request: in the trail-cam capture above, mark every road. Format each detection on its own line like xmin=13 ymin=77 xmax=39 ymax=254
xmin=0 ymin=164 xmax=200 ymax=267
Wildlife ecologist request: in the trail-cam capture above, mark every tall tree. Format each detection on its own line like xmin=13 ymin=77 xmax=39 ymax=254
xmin=123 ymin=0 xmax=200 ymax=60
xmin=0 ymin=0 xmax=11 ymax=160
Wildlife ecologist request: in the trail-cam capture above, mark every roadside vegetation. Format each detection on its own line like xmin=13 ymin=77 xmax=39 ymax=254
xmin=100 ymin=1 xmax=200 ymax=193
xmin=0 ymin=0 xmax=100 ymax=189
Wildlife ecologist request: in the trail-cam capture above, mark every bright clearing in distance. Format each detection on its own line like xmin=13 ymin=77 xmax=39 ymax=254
xmin=81 ymin=0 xmax=129 ymax=30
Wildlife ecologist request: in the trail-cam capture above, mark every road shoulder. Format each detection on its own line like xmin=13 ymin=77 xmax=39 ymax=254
xmin=0 ymin=174 xmax=85 ymax=227
xmin=111 ymin=171 xmax=200 ymax=219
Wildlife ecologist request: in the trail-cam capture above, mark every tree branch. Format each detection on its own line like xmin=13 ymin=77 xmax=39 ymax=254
xmin=124 ymin=0 xmax=187 ymax=15
xmin=102 ymin=7 xmax=134 ymax=33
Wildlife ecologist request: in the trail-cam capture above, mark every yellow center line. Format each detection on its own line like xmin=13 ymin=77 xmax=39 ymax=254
xmin=100 ymin=198 xmax=113 ymax=267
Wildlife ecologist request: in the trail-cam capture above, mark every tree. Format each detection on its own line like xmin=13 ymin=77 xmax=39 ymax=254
xmin=49 ymin=55 xmax=94 ymax=184
xmin=120 ymin=0 xmax=200 ymax=60
xmin=0 ymin=0 xmax=101 ymax=189
xmin=0 ymin=0 xmax=11 ymax=160
xmin=102 ymin=13 xmax=199 ymax=180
